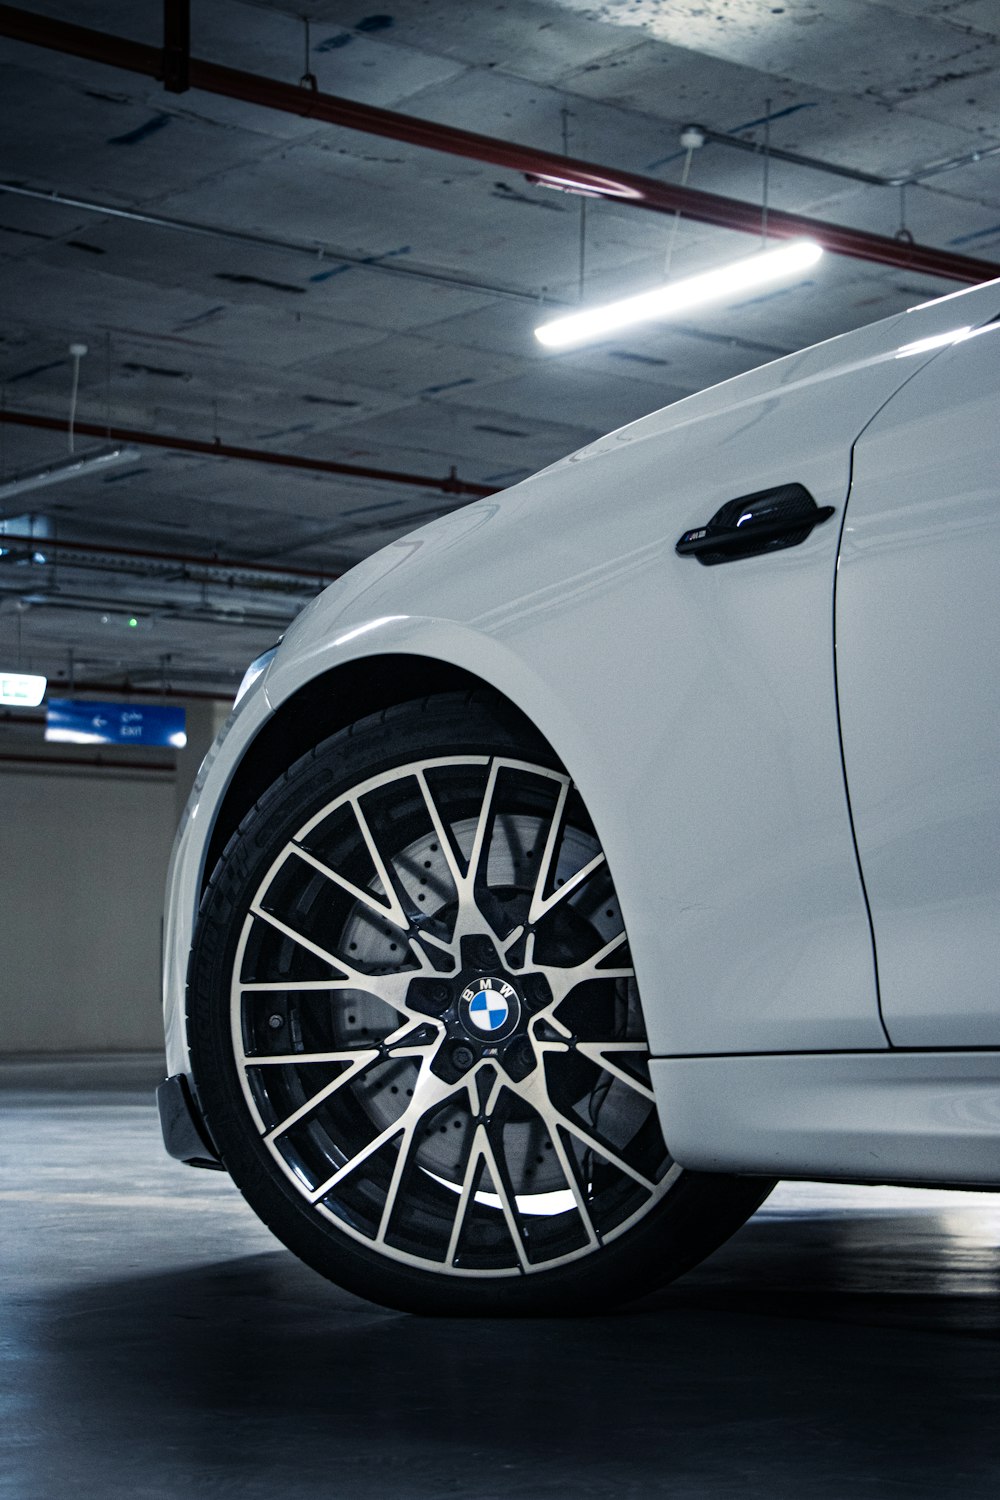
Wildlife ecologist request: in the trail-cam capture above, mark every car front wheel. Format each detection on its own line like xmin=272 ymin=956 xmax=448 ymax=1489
xmin=187 ymin=691 xmax=772 ymax=1314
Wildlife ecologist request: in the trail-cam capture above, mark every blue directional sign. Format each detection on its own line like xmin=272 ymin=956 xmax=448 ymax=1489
xmin=45 ymin=700 xmax=188 ymax=748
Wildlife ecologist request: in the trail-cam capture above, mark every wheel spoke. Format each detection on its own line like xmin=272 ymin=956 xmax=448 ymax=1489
xmin=526 ymin=776 xmax=608 ymax=925
xmin=418 ymin=758 xmax=524 ymax=949
xmin=414 ymin=765 xmax=472 ymax=896
xmin=243 ymin=1013 xmax=435 ymax=1071
xmin=546 ymin=1125 xmax=600 ymax=1249
xmin=264 ymin=1049 xmax=381 ymax=1142
xmin=576 ymin=928 xmax=633 ymax=977
xmin=499 ymin=923 xmax=526 ymax=957
xmin=503 ymin=1061 xmax=657 ymax=1194
xmin=553 ymin=1114 xmax=656 ymax=1193
xmin=249 ymin=901 xmax=345 ymax=971
xmin=574 ymin=1042 xmax=656 ymax=1102
xmin=294 ymin=791 xmax=416 ymax=930
xmin=517 ymin=928 xmax=634 ymax=1021
xmin=288 ymin=842 xmax=409 ymax=932
xmin=465 ymin=758 xmax=502 ymax=894
xmin=409 ymin=926 xmax=457 ymax=963
xmin=351 ymin=794 xmax=419 ymax=930
xmin=482 ymin=1068 xmax=600 ymax=1250
xmin=373 ymin=1103 xmax=424 ymax=1248
xmin=530 ymin=851 xmax=606 ymax=924
xmin=247 ymin=903 xmax=433 ymax=1024
xmin=445 ymin=1114 xmax=488 ymax=1267
xmin=478 ymin=1124 xmax=531 ymax=1273
xmin=247 ymin=1050 xmax=377 ymax=1067
xmin=307 ymin=1062 xmax=463 ymax=1204
xmin=240 ymin=979 xmax=374 ymax=993
xmin=528 ymin=775 xmax=569 ymax=922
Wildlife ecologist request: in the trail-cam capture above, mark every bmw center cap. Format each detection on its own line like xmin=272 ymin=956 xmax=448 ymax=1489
xmin=460 ymin=976 xmax=521 ymax=1043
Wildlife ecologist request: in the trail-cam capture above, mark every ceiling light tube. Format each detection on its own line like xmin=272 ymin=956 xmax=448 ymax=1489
xmin=535 ymin=238 xmax=823 ymax=350
xmin=0 ymin=443 xmax=142 ymax=504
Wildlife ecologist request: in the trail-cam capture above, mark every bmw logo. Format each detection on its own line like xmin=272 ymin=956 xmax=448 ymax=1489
xmin=460 ymin=976 xmax=520 ymax=1041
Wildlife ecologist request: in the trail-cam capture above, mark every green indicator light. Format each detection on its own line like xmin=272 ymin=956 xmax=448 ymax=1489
xmin=128 ymin=616 xmax=138 ymax=628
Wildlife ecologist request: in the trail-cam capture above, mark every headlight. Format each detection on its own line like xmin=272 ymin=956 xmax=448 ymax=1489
xmin=234 ymin=645 xmax=278 ymax=706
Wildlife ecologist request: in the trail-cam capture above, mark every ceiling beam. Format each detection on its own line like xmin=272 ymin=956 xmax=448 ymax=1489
xmin=0 ymin=409 xmax=497 ymax=499
xmin=0 ymin=4 xmax=997 ymax=285
xmin=0 ymin=751 xmax=174 ymax=773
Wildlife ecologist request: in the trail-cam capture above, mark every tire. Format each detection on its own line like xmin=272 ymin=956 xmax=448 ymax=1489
xmin=188 ymin=690 xmax=772 ymax=1315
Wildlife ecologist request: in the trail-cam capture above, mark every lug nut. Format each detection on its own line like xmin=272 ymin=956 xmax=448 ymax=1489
xmin=452 ymin=1043 xmax=475 ymax=1071
xmin=524 ymin=973 xmax=551 ymax=1007
xmin=430 ymin=981 xmax=450 ymax=1005
xmin=504 ymin=1036 xmax=534 ymax=1075
xmin=473 ymin=937 xmax=498 ymax=970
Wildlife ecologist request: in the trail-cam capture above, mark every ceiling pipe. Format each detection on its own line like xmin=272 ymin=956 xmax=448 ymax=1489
xmin=0 ymin=409 xmax=497 ymax=499
xmin=0 ymin=528 xmax=341 ymax=586
xmin=687 ymin=123 xmax=1000 ymax=190
xmin=3 ymin=682 xmax=232 ymax=704
xmin=0 ymin=181 xmax=551 ymax=306
xmin=0 ymin=5 xmax=997 ymax=285
xmin=0 ymin=583 xmax=296 ymax=633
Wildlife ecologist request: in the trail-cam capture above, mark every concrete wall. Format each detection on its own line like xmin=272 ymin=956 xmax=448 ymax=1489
xmin=0 ymin=765 xmax=175 ymax=1051
xmin=0 ymin=698 xmax=229 ymax=1053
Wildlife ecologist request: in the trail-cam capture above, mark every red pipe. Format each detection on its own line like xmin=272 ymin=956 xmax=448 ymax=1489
xmin=0 ymin=5 xmax=155 ymax=73
xmin=0 ymin=409 xmax=496 ymax=499
xmin=0 ymin=4 xmax=997 ymax=284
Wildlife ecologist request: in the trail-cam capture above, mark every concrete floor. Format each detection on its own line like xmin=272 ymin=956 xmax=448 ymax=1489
xmin=3 ymin=1056 xmax=1000 ymax=1499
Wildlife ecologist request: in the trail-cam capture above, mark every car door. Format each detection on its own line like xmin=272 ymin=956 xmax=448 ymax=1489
xmin=836 ymin=317 xmax=1000 ymax=1046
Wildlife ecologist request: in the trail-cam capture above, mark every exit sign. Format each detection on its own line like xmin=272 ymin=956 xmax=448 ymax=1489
xmin=45 ymin=700 xmax=188 ymax=748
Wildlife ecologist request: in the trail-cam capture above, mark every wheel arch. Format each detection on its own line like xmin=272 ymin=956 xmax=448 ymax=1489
xmin=202 ymin=652 xmax=536 ymax=893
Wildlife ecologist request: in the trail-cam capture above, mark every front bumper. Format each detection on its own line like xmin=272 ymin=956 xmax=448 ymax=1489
xmin=156 ymin=1074 xmax=224 ymax=1169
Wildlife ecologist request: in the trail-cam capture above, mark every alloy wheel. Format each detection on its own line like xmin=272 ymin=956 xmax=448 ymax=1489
xmin=229 ymin=753 xmax=677 ymax=1276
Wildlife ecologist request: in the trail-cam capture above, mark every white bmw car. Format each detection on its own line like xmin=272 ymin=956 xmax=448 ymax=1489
xmin=160 ymin=276 xmax=1000 ymax=1315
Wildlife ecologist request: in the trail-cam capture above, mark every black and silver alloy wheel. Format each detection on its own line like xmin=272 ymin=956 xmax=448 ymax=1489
xmin=189 ymin=693 xmax=772 ymax=1314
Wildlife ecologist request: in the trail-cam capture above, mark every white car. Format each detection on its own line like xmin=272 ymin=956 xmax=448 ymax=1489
xmin=159 ymin=277 xmax=1000 ymax=1314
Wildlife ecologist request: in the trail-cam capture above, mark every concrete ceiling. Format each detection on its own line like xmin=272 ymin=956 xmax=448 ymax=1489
xmin=2 ymin=0 xmax=999 ymax=697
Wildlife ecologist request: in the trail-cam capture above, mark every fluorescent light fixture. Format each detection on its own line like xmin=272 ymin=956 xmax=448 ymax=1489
xmin=0 ymin=443 xmax=142 ymax=503
xmin=524 ymin=170 xmax=644 ymax=201
xmin=0 ymin=671 xmax=47 ymax=707
xmin=535 ymin=238 xmax=823 ymax=350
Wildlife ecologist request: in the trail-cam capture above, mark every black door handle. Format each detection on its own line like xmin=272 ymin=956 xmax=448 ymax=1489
xmin=676 ymin=483 xmax=835 ymax=566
